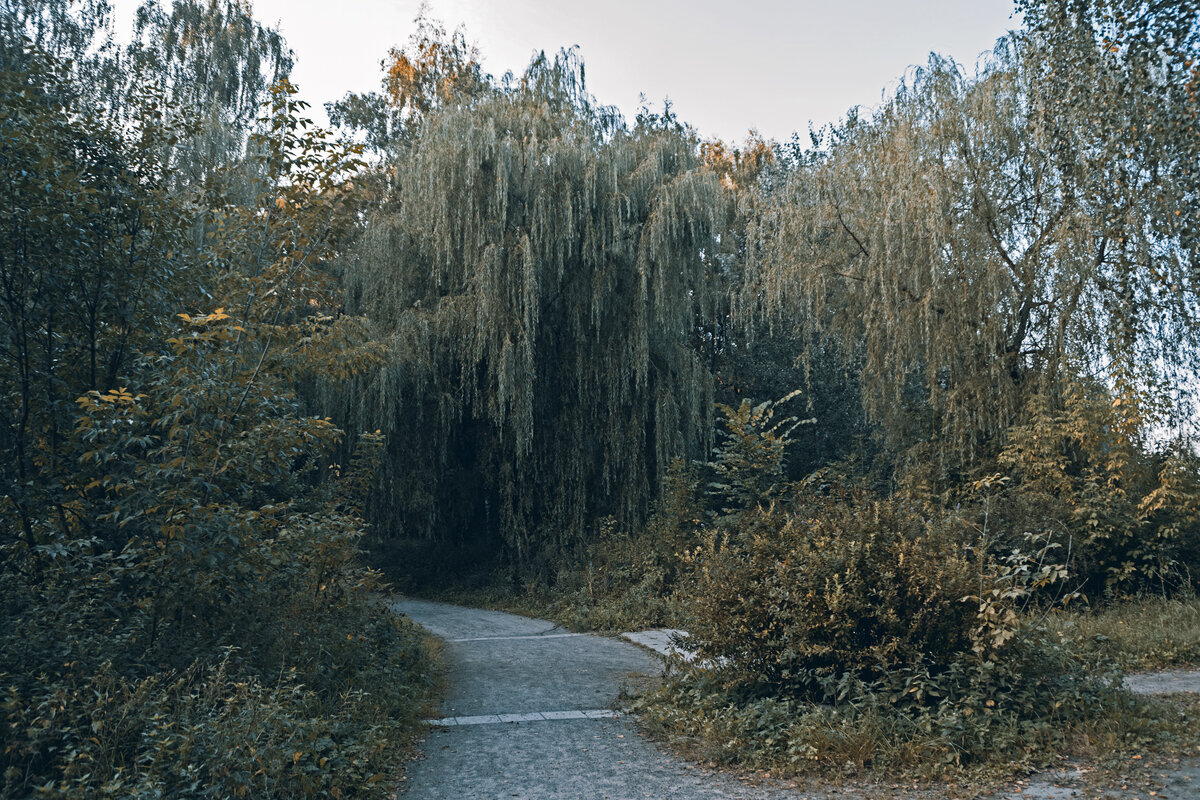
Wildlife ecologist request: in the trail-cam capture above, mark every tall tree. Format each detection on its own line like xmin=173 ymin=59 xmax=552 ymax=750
xmin=0 ymin=0 xmax=124 ymax=103
xmin=0 ymin=39 xmax=186 ymax=555
xmin=338 ymin=52 xmax=729 ymax=570
xmin=327 ymin=12 xmax=484 ymax=157
xmin=1016 ymin=0 xmax=1200 ymax=433
xmin=1016 ymin=0 xmax=1199 ymax=247
xmin=123 ymin=0 xmax=293 ymax=193
xmin=742 ymin=37 xmax=1199 ymax=473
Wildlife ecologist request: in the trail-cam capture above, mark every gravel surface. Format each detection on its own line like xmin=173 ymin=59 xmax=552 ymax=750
xmin=1124 ymin=669 xmax=1200 ymax=695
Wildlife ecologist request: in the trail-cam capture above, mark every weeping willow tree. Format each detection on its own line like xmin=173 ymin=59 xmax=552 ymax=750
xmin=742 ymin=35 xmax=1200 ymax=477
xmin=1016 ymin=0 xmax=1200 ymax=251
xmin=0 ymin=0 xmax=125 ymax=103
xmin=337 ymin=52 xmax=729 ymax=570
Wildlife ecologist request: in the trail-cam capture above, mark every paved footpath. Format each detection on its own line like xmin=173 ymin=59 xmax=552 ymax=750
xmin=392 ymin=597 xmax=811 ymax=800
xmin=392 ymin=598 xmax=1200 ymax=800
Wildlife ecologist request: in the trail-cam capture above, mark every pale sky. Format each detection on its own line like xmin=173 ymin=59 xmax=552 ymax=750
xmin=107 ymin=0 xmax=1020 ymax=144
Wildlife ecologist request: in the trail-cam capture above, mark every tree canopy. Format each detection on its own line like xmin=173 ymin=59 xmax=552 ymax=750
xmin=741 ymin=33 xmax=1199 ymax=475
xmin=336 ymin=51 xmax=731 ymax=569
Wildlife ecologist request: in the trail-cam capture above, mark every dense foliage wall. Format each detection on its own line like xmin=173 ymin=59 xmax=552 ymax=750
xmin=0 ymin=6 xmax=436 ymax=797
xmin=336 ymin=54 xmax=731 ymax=571
xmin=315 ymin=3 xmax=1200 ymax=589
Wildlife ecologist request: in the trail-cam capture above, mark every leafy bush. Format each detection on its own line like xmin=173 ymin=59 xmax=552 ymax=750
xmin=656 ymin=490 xmax=1134 ymax=767
xmin=681 ymin=494 xmax=982 ymax=693
xmin=704 ymin=392 xmax=811 ymax=522
xmin=995 ymin=383 xmax=1200 ymax=596
xmin=632 ymin=392 xmax=1131 ymax=771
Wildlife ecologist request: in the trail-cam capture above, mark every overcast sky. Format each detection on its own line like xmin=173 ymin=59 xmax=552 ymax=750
xmin=108 ymin=0 xmax=1021 ymax=143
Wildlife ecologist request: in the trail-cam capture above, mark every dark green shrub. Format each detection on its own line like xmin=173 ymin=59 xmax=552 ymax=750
xmin=1 ymin=631 xmax=433 ymax=799
xmin=680 ymin=493 xmax=981 ymax=695
xmin=0 ymin=543 xmax=438 ymax=799
xmin=705 ymin=391 xmax=811 ymax=522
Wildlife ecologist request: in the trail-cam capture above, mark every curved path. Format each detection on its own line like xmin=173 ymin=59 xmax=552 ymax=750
xmin=393 ymin=598 xmax=1200 ymax=800
xmin=392 ymin=598 xmax=804 ymax=800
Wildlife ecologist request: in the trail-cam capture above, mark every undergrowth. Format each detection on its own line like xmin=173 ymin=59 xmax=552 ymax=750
xmin=405 ymin=463 xmax=704 ymax=633
xmin=0 ymin=556 xmax=441 ymax=800
xmin=1046 ymin=596 xmax=1200 ymax=670
xmin=633 ymin=670 xmax=1198 ymax=782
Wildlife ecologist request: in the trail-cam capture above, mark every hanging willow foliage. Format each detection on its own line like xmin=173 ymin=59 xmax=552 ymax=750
xmin=335 ymin=53 xmax=729 ymax=568
xmin=742 ymin=39 xmax=1199 ymax=473
xmin=123 ymin=0 xmax=293 ymax=198
xmin=1015 ymin=0 xmax=1200 ymax=252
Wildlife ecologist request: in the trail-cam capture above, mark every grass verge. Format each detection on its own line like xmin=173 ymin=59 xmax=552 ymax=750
xmin=633 ymin=669 xmax=1200 ymax=792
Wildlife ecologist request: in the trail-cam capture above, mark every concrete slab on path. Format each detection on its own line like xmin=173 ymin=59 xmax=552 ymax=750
xmin=619 ymin=629 xmax=696 ymax=662
xmin=1124 ymin=668 xmax=1200 ymax=695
